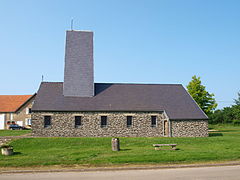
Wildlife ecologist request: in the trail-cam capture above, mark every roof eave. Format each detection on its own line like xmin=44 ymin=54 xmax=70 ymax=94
xmin=169 ymin=118 xmax=209 ymax=120
xmin=32 ymin=109 xmax=165 ymax=113
xmin=15 ymin=93 xmax=37 ymax=112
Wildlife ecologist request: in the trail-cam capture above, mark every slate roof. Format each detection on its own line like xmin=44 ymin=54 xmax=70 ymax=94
xmin=0 ymin=95 xmax=33 ymax=112
xmin=32 ymin=82 xmax=208 ymax=120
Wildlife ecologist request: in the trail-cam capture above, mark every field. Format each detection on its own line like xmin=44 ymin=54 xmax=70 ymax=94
xmin=0 ymin=124 xmax=240 ymax=167
xmin=0 ymin=130 xmax=31 ymax=137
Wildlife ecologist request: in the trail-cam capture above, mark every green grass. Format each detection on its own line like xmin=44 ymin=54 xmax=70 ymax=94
xmin=0 ymin=125 xmax=240 ymax=167
xmin=0 ymin=130 xmax=31 ymax=136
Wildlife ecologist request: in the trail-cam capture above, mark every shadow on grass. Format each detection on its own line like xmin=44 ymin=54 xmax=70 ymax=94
xmin=13 ymin=152 xmax=22 ymax=155
xmin=120 ymin=149 xmax=131 ymax=151
xmin=153 ymin=149 xmax=180 ymax=151
xmin=217 ymin=130 xmax=240 ymax=132
xmin=209 ymin=133 xmax=223 ymax=137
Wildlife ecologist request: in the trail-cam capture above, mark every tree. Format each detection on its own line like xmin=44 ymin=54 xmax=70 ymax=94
xmin=209 ymin=105 xmax=240 ymax=124
xmin=208 ymin=109 xmax=223 ymax=124
xmin=234 ymin=91 xmax=240 ymax=105
xmin=208 ymin=91 xmax=240 ymax=124
xmin=187 ymin=75 xmax=217 ymax=115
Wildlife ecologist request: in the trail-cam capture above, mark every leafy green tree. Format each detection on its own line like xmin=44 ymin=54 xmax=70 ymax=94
xmin=234 ymin=91 xmax=240 ymax=105
xmin=187 ymin=75 xmax=217 ymax=115
xmin=232 ymin=105 xmax=240 ymax=124
xmin=209 ymin=105 xmax=240 ymax=124
xmin=208 ymin=109 xmax=223 ymax=124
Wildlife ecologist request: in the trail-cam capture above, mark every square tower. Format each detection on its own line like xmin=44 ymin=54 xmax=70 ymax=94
xmin=63 ymin=30 xmax=94 ymax=97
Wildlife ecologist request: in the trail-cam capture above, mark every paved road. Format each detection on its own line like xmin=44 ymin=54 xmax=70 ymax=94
xmin=1 ymin=165 xmax=240 ymax=180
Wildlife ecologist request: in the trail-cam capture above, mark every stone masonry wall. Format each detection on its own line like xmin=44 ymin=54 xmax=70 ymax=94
xmin=170 ymin=120 xmax=208 ymax=137
xmin=32 ymin=111 xmax=167 ymax=137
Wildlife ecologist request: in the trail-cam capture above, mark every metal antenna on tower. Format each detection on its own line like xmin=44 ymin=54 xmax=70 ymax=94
xmin=41 ymin=75 xmax=44 ymax=82
xmin=71 ymin=18 xmax=74 ymax=30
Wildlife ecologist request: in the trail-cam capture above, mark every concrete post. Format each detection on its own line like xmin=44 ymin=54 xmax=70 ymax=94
xmin=112 ymin=138 xmax=120 ymax=151
xmin=1 ymin=147 xmax=13 ymax=156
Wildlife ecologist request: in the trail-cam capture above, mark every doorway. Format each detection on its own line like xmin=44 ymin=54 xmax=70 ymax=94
xmin=163 ymin=120 xmax=169 ymax=137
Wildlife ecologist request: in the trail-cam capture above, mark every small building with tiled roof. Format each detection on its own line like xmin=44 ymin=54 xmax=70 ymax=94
xmin=31 ymin=30 xmax=208 ymax=137
xmin=0 ymin=94 xmax=36 ymax=129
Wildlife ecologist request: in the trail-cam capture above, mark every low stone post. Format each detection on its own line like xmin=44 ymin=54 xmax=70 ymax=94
xmin=1 ymin=146 xmax=13 ymax=156
xmin=112 ymin=138 xmax=120 ymax=151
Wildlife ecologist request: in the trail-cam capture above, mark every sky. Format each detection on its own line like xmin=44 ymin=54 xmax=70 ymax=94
xmin=0 ymin=0 xmax=239 ymax=109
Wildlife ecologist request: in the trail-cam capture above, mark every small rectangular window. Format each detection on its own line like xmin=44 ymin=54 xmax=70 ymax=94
xmin=10 ymin=113 xmax=13 ymax=120
xmin=101 ymin=116 xmax=107 ymax=128
xmin=26 ymin=108 xmax=32 ymax=114
xmin=127 ymin=116 xmax=132 ymax=127
xmin=44 ymin=116 xmax=51 ymax=128
xmin=25 ymin=118 xmax=31 ymax=125
xmin=75 ymin=116 xmax=82 ymax=128
xmin=151 ymin=116 xmax=157 ymax=127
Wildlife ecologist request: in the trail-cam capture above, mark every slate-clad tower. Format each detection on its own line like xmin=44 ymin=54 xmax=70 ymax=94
xmin=63 ymin=30 xmax=94 ymax=97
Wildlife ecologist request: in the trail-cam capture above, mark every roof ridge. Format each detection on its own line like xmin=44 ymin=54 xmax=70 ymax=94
xmin=41 ymin=82 xmax=183 ymax=86
xmin=95 ymin=83 xmax=183 ymax=86
xmin=0 ymin=95 xmax=32 ymax=96
xmin=41 ymin=82 xmax=62 ymax=83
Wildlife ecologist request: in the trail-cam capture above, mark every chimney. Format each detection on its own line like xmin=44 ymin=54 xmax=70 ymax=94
xmin=63 ymin=30 xmax=94 ymax=97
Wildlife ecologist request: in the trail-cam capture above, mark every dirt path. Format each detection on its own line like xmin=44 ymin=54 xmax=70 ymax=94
xmin=0 ymin=133 xmax=32 ymax=145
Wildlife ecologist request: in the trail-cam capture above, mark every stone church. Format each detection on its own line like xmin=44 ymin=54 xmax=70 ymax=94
xmin=31 ymin=30 xmax=208 ymax=137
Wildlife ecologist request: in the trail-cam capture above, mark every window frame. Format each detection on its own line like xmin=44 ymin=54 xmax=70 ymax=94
xmin=74 ymin=116 xmax=82 ymax=128
xmin=25 ymin=118 xmax=32 ymax=125
xmin=44 ymin=116 xmax=51 ymax=128
xmin=100 ymin=116 xmax=107 ymax=128
xmin=10 ymin=113 xmax=13 ymax=120
xmin=151 ymin=116 xmax=157 ymax=127
xmin=126 ymin=116 xmax=132 ymax=128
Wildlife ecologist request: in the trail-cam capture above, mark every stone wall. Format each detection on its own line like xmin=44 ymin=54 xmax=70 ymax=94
xmin=170 ymin=119 xmax=208 ymax=137
xmin=32 ymin=112 xmax=208 ymax=137
xmin=32 ymin=111 xmax=167 ymax=137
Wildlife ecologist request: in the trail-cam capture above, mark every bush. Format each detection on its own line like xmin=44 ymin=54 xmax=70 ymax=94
xmin=209 ymin=105 xmax=240 ymax=124
xmin=233 ymin=119 xmax=240 ymax=125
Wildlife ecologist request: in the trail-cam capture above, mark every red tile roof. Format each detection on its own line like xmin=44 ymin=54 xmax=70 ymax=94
xmin=0 ymin=95 xmax=32 ymax=112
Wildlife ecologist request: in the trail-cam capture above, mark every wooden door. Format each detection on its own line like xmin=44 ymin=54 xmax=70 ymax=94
xmin=164 ymin=120 xmax=169 ymax=136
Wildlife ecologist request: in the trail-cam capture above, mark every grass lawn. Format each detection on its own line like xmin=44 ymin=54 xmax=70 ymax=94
xmin=0 ymin=130 xmax=31 ymax=137
xmin=0 ymin=125 xmax=240 ymax=167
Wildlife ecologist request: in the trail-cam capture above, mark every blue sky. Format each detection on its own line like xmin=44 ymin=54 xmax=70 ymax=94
xmin=0 ymin=0 xmax=239 ymax=109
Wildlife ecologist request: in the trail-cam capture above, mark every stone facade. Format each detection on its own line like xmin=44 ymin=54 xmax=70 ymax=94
xmin=12 ymin=98 xmax=34 ymax=127
xmin=170 ymin=119 xmax=208 ymax=137
xmin=32 ymin=111 xmax=168 ymax=137
xmin=1 ymin=98 xmax=34 ymax=129
xmin=32 ymin=111 xmax=208 ymax=137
